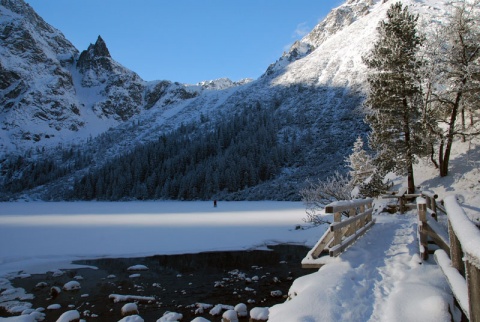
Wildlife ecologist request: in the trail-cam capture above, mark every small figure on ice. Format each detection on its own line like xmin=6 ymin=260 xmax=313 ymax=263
xmin=214 ymin=200 xmax=217 ymax=207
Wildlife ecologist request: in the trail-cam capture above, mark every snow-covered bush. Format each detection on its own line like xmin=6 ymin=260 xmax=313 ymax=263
xmin=300 ymin=171 xmax=353 ymax=225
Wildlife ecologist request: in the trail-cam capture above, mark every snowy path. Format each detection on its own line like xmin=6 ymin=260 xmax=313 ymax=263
xmin=269 ymin=212 xmax=452 ymax=322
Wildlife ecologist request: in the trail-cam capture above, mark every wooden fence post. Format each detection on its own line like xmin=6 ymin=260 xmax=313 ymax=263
xmin=417 ymin=201 xmax=428 ymax=260
xmin=333 ymin=212 xmax=342 ymax=248
xmin=367 ymin=202 xmax=373 ymax=222
xmin=349 ymin=208 xmax=357 ymax=236
xmin=448 ymin=220 xmax=466 ymax=278
xmin=430 ymin=197 xmax=438 ymax=221
xmin=466 ymin=260 xmax=480 ymax=322
xmin=358 ymin=205 xmax=365 ymax=230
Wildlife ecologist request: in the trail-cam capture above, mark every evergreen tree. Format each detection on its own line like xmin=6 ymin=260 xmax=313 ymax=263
xmin=363 ymin=2 xmax=425 ymax=193
xmin=345 ymin=136 xmax=375 ymax=187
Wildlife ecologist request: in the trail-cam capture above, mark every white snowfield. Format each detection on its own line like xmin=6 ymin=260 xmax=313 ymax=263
xmin=0 ymin=201 xmax=454 ymax=322
xmin=0 ymin=201 xmax=314 ymax=275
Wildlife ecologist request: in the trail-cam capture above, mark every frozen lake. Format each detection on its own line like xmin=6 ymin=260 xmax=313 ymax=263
xmin=0 ymin=201 xmax=320 ymax=275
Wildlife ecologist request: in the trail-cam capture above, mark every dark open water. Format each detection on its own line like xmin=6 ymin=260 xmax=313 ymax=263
xmin=4 ymin=244 xmax=312 ymax=321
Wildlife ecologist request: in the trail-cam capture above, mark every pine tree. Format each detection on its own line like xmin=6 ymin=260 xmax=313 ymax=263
xmin=345 ymin=136 xmax=375 ymax=187
xmin=363 ymin=2 xmax=425 ymax=193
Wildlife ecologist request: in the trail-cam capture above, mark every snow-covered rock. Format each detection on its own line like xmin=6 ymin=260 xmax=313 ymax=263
xmin=234 ymin=303 xmax=248 ymax=317
xmin=109 ymin=294 xmax=155 ymax=303
xmin=221 ymin=309 xmax=238 ymax=322
xmin=118 ymin=315 xmax=144 ymax=322
xmin=191 ymin=318 xmax=211 ymax=322
xmin=121 ymin=303 xmax=139 ymax=316
xmin=127 ymin=265 xmax=149 ymax=271
xmin=56 ymin=310 xmax=80 ymax=322
xmin=46 ymin=303 xmax=61 ymax=310
xmin=63 ymin=281 xmax=81 ymax=291
xmin=249 ymin=307 xmax=269 ymax=321
xmin=156 ymin=311 xmax=183 ymax=321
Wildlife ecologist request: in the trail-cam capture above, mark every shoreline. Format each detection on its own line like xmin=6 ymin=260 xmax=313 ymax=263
xmin=1 ymin=244 xmax=312 ymax=321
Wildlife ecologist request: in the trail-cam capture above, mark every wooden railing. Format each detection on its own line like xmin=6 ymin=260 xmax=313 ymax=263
xmin=417 ymin=194 xmax=480 ymax=322
xmin=381 ymin=187 xmax=419 ymax=214
xmin=302 ymin=198 xmax=375 ymax=269
xmin=416 ymin=192 xmax=449 ymax=260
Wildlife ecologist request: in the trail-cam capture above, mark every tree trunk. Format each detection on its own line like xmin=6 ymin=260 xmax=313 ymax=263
xmin=438 ymin=139 xmax=447 ymax=177
xmin=407 ymin=163 xmax=415 ymax=194
xmin=429 ymin=143 xmax=439 ymax=169
xmin=403 ymin=98 xmax=415 ymax=194
xmin=439 ymin=85 xmax=464 ymax=177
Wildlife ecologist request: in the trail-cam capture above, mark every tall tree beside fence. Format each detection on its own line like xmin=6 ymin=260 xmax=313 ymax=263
xmin=363 ymin=2 xmax=426 ymax=193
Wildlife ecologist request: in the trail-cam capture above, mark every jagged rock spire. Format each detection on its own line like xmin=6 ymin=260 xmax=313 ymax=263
xmin=92 ymin=35 xmax=111 ymax=58
xmin=77 ymin=35 xmax=112 ymax=71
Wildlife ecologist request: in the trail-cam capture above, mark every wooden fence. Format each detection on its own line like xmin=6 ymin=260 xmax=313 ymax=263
xmin=302 ymin=198 xmax=375 ymax=269
xmin=417 ymin=194 xmax=480 ymax=322
xmin=381 ymin=187 xmax=419 ymax=214
xmin=416 ymin=191 xmax=449 ymax=259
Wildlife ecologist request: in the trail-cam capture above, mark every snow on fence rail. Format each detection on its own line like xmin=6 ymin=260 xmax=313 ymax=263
xmin=302 ymin=198 xmax=375 ymax=269
xmin=417 ymin=194 xmax=480 ymax=322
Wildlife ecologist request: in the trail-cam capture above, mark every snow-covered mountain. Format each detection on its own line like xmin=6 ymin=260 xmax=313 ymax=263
xmin=0 ymin=0 xmax=450 ymax=200
xmin=0 ymin=0 xmax=249 ymax=155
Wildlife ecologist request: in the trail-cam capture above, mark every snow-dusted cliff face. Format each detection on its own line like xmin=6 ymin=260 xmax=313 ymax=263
xmin=0 ymin=0 xmax=82 ymax=150
xmin=267 ymin=0 xmax=446 ymax=88
xmin=0 ymin=0 xmax=247 ymax=155
xmin=0 ymin=0 xmax=450 ymax=200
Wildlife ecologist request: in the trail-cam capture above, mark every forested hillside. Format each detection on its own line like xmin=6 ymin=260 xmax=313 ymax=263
xmin=71 ymin=107 xmax=297 ymax=200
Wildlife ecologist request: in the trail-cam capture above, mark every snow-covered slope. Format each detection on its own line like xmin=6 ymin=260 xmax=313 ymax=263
xmin=0 ymin=0 xmax=453 ymax=200
xmin=269 ymin=0 xmax=446 ymax=91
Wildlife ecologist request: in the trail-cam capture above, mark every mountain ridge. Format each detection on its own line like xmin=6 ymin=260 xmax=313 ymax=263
xmin=0 ymin=0 xmax=450 ymax=200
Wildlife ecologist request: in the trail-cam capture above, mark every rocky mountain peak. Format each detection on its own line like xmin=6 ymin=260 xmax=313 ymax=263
xmin=264 ymin=0 xmax=378 ymax=77
xmin=77 ymin=35 xmax=112 ymax=72
xmin=1 ymin=0 xmax=36 ymax=20
xmin=91 ymin=35 xmax=111 ymax=58
xmin=196 ymin=77 xmax=253 ymax=90
xmin=301 ymin=0 xmax=376 ymax=49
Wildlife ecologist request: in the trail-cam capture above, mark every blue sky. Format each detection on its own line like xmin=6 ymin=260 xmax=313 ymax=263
xmin=25 ymin=1 xmax=344 ymax=84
